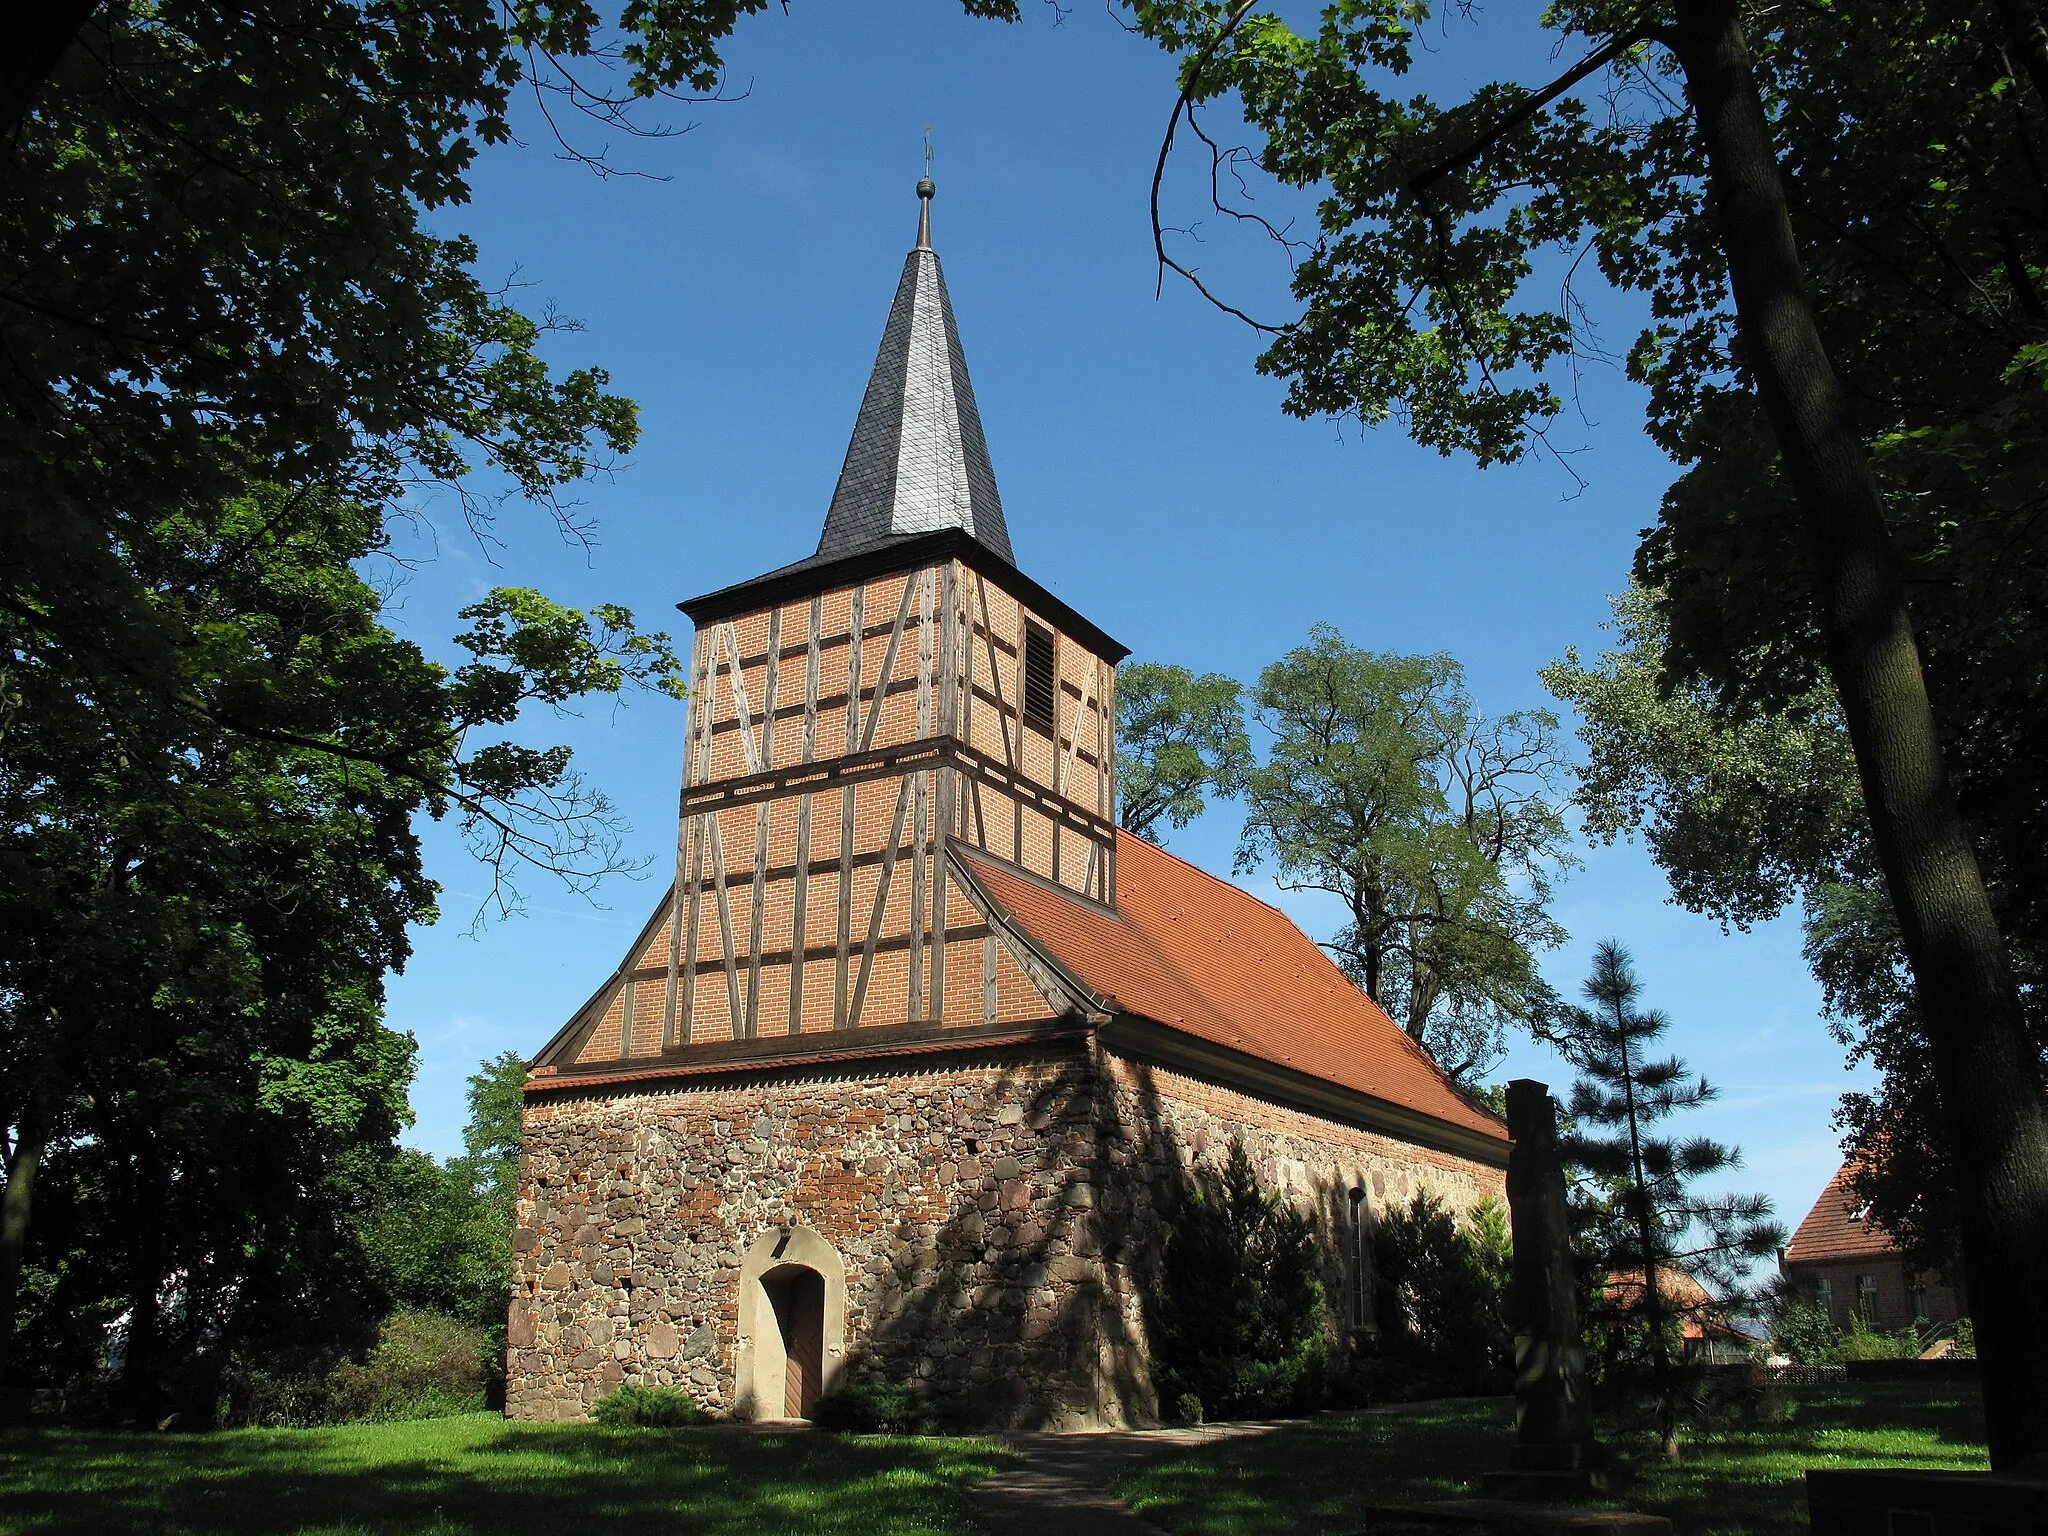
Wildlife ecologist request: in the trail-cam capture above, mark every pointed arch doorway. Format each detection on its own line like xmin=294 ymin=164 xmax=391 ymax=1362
xmin=736 ymin=1226 xmax=846 ymax=1420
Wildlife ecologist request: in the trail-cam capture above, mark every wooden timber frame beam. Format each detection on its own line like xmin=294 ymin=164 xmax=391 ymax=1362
xmin=677 ymin=736 xmax=1117 ymax=846
xmin=638 ymin=551 xmax=1119 ymax=1056
xmin=527 ymin=1015 xmax=1101 ymax=1097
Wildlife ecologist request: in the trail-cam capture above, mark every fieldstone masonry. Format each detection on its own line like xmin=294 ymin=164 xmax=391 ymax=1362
xmin=508 ymin=1041 xmax=1505 ymax=1427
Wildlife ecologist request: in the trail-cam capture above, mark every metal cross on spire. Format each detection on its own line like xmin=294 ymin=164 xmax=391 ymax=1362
xmin=916 ymin=127 xmax=935 ymax=251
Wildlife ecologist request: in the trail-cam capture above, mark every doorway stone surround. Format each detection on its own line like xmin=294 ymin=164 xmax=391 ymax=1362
xmin=736 ymin=1226 xmax=845 ymax=1420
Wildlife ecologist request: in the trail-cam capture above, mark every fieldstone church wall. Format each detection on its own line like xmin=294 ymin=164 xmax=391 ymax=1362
xmin=506 ymin=1042 xmax=1505 ymax=1427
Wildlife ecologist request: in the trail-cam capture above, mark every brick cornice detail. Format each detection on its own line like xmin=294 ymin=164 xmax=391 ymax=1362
xmin=524 ymin=1016 xmax=1095 ymax=1096
xmin=1097 ymin=1014 xmax=1512 ymax=1168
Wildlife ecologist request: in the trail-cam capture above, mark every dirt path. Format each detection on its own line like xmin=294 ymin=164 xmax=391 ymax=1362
xmin=973 ymin=1422 xmax=1285 ymax=1536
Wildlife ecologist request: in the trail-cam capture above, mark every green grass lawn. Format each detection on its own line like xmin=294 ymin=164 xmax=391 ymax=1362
xmin=0 ymin=1413 xmax=1013 ymax=1536
xmin=1110 ymin=1386 xmax=1989 ymax=1536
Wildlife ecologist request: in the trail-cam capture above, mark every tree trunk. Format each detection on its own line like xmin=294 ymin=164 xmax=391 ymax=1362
xmin=1 ymin=0 xmax=104 ymax=130
xmin=1672 ymin=0 xmax=2048 ymax=1470
xmin=118 ymin=1169 xmax=168 ymax=1428
xmin=0 ymin=1089 xmax=50 ymax=1396
xmin=1617 ymin=1006 xmax=1678 ymax=1459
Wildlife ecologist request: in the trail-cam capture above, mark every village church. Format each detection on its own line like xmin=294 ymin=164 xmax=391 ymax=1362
xmin=507 ymin=181 xmax=1510 ymax=1428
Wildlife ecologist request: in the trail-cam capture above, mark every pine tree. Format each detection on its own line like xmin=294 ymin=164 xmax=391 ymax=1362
xmin=1545 ymin=942 xmax=1783 ymax=1457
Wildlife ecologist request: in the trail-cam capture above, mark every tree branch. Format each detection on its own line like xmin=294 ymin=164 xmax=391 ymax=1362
xmin=1403 ymin=22 xmax=1656 ymax=202
xmin=1150 ymin=0 xmax=1294 ymax=331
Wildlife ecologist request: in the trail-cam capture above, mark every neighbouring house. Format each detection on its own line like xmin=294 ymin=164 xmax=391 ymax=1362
xmin=1598 ymin=1266 xmax=1753 ymax=1365
xmin=504 ymin=182 xmax=1510 ymax=1429
xmin=1780 ymin=1159 xmax=1966 ymax=1333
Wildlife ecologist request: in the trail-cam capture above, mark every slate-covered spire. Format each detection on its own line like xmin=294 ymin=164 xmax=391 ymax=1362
xmin=816 ymin=177 xmax=1013 ymax=563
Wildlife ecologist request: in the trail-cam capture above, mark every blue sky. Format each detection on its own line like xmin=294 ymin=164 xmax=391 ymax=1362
xmin=381 ymin=2 xmax=1862 ymax=1241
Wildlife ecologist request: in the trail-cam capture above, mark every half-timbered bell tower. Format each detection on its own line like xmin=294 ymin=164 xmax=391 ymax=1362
xmin=537 ymin=179 xmax=1128 ymax=1068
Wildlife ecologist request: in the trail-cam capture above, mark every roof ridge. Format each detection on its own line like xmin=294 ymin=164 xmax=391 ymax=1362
xmin=1114 ymin=829 xmax=1471 ymax=1094
xmin=1114 ymin=825 xmax=1298 ymax=924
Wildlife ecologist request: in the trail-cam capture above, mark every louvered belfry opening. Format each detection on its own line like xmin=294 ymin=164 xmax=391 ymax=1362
xmin=1022 ymin=623 xmax=1056 ymax=729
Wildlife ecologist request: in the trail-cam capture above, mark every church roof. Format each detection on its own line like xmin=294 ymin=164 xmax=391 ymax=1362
xmin=956 ymin=830 xmax=1509 ymax=1155
xmin=1785 ymin=1159 xmax=1898 ymax=1263
xmin=814 ymin=193 xmax=1012 ymax=564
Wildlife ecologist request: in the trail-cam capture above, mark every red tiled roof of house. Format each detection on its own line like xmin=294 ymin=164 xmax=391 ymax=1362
xmin=1601 ymin=1267 xmax=1721 ymax=1339
xmin=1784 ymin=1159 xmax=1897 ymax=1263
xmin=955 ymin=830 xmax=1507 ymax=1144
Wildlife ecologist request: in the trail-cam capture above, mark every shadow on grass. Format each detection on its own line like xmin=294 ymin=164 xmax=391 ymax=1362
xmin=1110 ymin=1386 xmax=1990 ymax=1536
xmin=1596 ymin=1385 xmax=1988 ymax=1536
xmin=0 ymin=1413 xmax=1013 ymax=1536
xmin=1112 ymin=1400 xmax=1511 ymax=1536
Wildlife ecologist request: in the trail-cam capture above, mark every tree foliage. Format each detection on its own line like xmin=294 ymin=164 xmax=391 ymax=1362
xmin=1546 ymin=941 xmax=1782 ymax=1454
xmin=1116 ymin=661 xmax=1253 ymax=841
xmin=1238 ymin=625 xmax=1571 ymax=1080
xmin=0 ymin=485 xmax=677 ymax=1409
xmin=1545 ymin=593 xmax=2046 ymax=1276
xmin=1126 ymin=0 xmax=2048 ymax=1464
xmin=1370 ymin=1192 xmax=1512 ymax=1394
xmin=1148 ymin=1138 xmax=1326 ymax=1420
xmin=354 ymin=1051 xmax=527 ymax=1354
xmin=1541 ymin=589 xmax=1863 ymax=929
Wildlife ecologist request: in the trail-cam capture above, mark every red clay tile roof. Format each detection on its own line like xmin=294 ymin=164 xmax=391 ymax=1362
xmin=1785 ymin=1159 xmax=1897 ymax=1263
xmin=1601 ymin=1267 xmax=1722 ymax=1338
xmin=956 ymin=831 xmax=1507 ymax=1145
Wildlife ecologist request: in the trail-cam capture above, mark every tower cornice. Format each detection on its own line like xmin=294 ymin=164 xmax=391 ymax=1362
xmin=678 ymin=526 xmax=1129 ymax=665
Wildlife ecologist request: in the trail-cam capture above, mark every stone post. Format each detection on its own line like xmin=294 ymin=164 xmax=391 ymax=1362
xmin=1485 ymin=1078 xmax=1601 ymax=1498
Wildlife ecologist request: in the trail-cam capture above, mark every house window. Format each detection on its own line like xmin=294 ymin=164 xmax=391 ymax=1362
xmin=1815 ymin=1276 xmax=1833 ymax=1319
xmin=1910 ymin=1283 xmax=1928 ymax=1323
xmin=1857 ymin=1273 xmax=1880 ymax=1325
xmin=1023 ymin=623 xmax=1057 ymax=731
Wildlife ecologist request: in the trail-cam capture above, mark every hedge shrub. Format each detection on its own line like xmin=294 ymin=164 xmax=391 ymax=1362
xmin=593 ymin=1384 xmax=706 ymax=1426
xmin=810 ymin=1382 xmax=946 ymax=1435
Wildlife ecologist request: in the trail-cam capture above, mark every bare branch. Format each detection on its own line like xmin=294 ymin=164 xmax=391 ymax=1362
xmin=1150 ymin=0 xmax=1294 ymax=332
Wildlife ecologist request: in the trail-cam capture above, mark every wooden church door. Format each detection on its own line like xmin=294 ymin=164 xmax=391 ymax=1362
xmin=764 ymin=1266 xmax=825 ymax=1418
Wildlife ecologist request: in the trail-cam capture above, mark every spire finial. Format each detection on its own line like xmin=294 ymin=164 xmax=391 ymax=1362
xmin=916 ymin=127 xmax=935 ymax=251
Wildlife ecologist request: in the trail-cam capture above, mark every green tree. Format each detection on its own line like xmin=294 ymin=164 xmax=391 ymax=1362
xmin=0 ymin=487 xmax=681 ymax=1410
xmin=1768 ymin=1294 xmax=1840 ymax=1367
xmin=1371 ymin=1192 xmax=1512 ymax=1392
xmin=1238 ymin=626 xmax=1571 ymax=1080
xmin=1116 ymin=661 xmax=1253 ymax=841
xmin=352 ymin=1050 xmax=530 ymax=1369
xmin=1547 ymin=942 xmax=1782 ymax=1457
xmin=1148 ymin=1138 xmax=1326 ymax=1419
xmin=454 ymin=1049 xmax=528 ymax=1208
xmin=1543 ymin=592 xmax=2045 ymax=1279
xmin=1128 ymin=0 xmax=2048 ymax=1465
xmin=1540 ymin=590 xmax=1863 ymax=932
